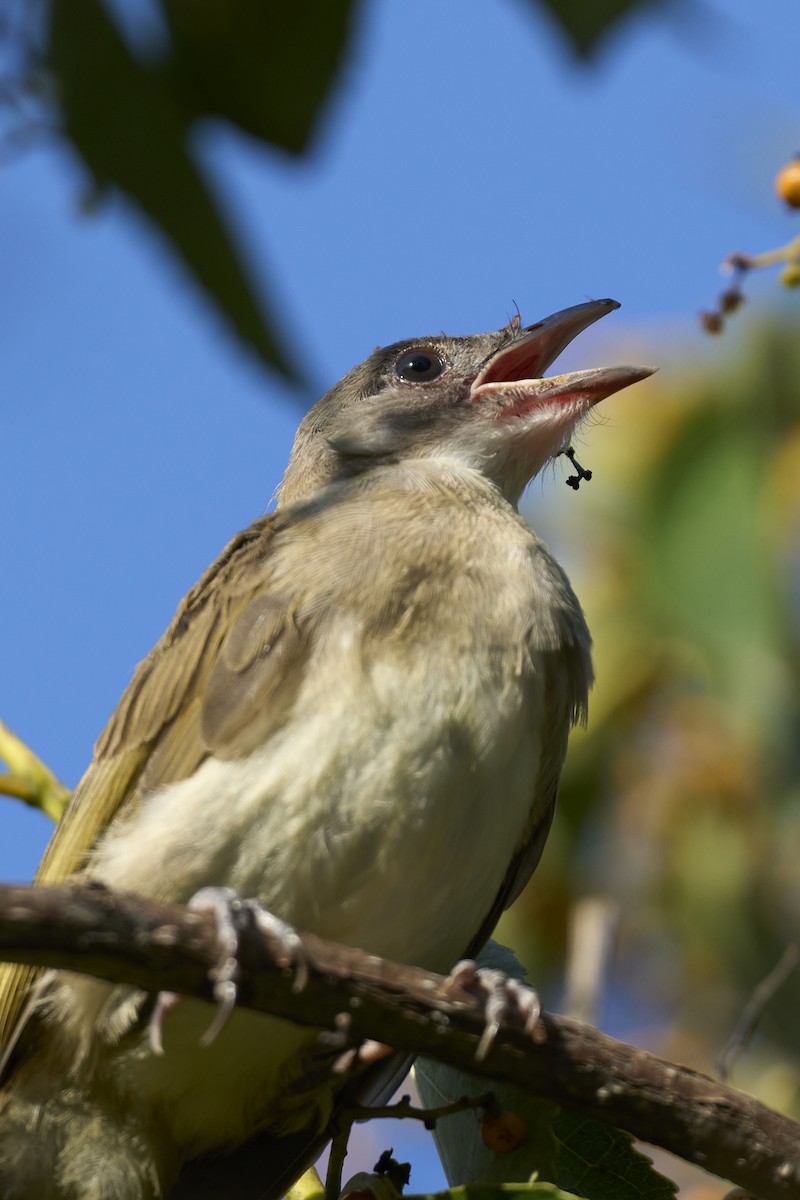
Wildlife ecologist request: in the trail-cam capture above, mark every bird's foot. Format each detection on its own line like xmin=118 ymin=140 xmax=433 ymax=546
xmin=443 ymin=959 xmax=541 ymax=1061
xmin=149 ymin=887 xmax=307 ymax=1054
xmin=316 ymin=1009 xmax=393 ymax=1073
xmin=331 ymin=1037 xmax=394 ymax=1074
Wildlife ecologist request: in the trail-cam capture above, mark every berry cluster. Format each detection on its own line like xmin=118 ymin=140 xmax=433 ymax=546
xmin=701 ymin=156 xmax=800 ymax=335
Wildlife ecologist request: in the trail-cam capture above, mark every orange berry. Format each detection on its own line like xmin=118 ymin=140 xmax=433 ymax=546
xmin=775 ymin=158 xmax=800 ymax=208
xmin=480 ymin=1109 xmax=527 ymax=1153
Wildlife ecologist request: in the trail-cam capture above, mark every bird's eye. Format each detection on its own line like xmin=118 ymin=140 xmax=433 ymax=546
xmin=394 ymin=349 xmax=445 ymax=383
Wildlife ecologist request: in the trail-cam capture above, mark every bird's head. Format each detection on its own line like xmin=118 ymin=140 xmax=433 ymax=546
xmin=279 ymin=299 xmax=654 ymax=508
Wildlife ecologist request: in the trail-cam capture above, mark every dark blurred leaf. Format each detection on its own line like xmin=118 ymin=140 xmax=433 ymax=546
xmin=551 ymin=1113 xmax=677 ymax=1200
xmin=528 ymin=0 xmax=668 ymax=57
xmin=162 ymin=0 xmax=358 ymax=152
xmin=47 ymin=0 xmax=294 ymax=376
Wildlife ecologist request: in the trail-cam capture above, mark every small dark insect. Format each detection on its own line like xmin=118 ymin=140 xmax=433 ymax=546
xmin=563 ymin=446 xmax=593 ymax=490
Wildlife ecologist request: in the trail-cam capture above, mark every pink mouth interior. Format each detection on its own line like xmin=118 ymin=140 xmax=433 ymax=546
xmin=477 ymin=338 xmax=550 ymax=386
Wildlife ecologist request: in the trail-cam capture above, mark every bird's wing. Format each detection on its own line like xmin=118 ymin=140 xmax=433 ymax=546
xmin=0 ymin=511 xmax=311 ymax=1056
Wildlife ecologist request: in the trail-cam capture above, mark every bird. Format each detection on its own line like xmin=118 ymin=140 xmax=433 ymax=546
xmin=0 ymin=299 xmax=652 ymax=1200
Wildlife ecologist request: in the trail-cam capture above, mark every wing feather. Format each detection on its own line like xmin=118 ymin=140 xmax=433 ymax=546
xmin=0 ymin=513 xmax=312 ymax=1057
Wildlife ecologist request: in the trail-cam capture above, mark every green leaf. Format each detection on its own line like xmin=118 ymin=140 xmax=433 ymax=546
xmin=641 ymin=404 xmax=784 ymax=721
xmin=551 ymin=1113 xmax=677 ymax=1200
xmin=410 ymin=1184 xmax=586 ymax=1200
xmin=47 ymin=0 xmax=294 ymax=375
xmin=162 ymin=0 xmax=358 ymax=153
xmin=527 ymin=0 xmax=667 ymax=58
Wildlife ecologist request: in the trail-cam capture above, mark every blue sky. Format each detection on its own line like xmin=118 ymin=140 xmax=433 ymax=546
xmin=1 ymin=0 xmax=799 ymax=1187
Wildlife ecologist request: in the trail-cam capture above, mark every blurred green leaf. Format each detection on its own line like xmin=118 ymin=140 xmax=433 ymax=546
xmin=646 ymin=420 xmax=778 ymax=664
xmin=411 ymin=1185 xmax=585 ymax=1200
xmin=162 ymin=0 xmax=357 ymax=152
xmin=638 ymin=367 xmax=788 ymax=729
xmin=550 ymin=1113 xmax=677 ymax=1200
xmin=528 ymin=0 xmax=667 ymax=57
xmin=46 ymin=0 xmax=330 ymax=376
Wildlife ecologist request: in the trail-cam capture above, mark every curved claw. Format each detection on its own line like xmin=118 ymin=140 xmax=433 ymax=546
xmin=147 ymin=887 xmax=307 ymax=1053
xmin=443 ymin=959 xmax=541 ymax=1062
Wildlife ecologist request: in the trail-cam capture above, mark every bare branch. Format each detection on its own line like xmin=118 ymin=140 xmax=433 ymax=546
xmin=0 ymin=881 xmax=798 ymax=1199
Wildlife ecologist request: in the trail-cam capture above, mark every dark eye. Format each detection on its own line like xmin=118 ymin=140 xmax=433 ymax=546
xmin=394 ymin=349 xmax=445 ymax=383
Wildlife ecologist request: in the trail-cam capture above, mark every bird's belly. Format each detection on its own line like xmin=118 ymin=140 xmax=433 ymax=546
xmin=93 ymin=643 xmax=542 ymax=971
xmin=86 ymin=637 xmax=544 ymax=1152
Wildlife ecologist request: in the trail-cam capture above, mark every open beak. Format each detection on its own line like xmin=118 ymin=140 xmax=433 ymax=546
xmin=471 ymin=299 xmax=655 ymax=411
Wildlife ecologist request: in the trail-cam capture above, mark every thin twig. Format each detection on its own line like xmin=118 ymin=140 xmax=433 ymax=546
xmin=717 ymin=943 xmax=800 ymax=1080
xmin=325 ymin=1123 xmax=352 ymax=1200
